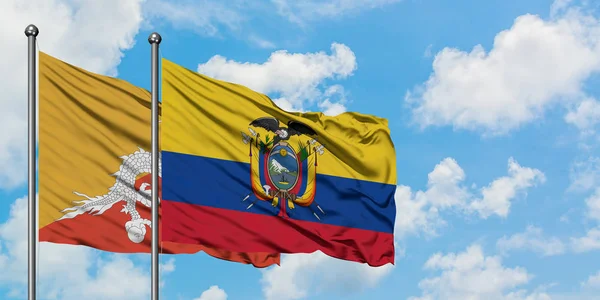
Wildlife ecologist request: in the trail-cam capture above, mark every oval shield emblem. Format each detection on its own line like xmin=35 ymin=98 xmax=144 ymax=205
xmin=267 ymin=142 xmax=299 ymax=191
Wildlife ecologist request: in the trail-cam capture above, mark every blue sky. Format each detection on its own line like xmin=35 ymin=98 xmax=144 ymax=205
xmin=1 ymin=0 xmax=600 ymax=299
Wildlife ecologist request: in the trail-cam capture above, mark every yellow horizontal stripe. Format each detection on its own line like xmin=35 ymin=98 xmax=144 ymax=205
xmin=161 ymin=58 xmax=396 ymax=185
xmin=38 ymin=52 xmax=156 ymax=229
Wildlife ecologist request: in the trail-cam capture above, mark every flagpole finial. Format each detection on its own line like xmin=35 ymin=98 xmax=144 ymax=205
xmin=148 ymin=32 xmax=162 ymax=44
xmin=24 ymin=24 xmax=39 ymax=37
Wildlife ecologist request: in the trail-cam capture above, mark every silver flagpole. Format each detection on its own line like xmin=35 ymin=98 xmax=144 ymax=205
xmin=148 ymin=32 xmax=162 ymax=300
xmin=24 ymin=24 xmax=39 ymax=300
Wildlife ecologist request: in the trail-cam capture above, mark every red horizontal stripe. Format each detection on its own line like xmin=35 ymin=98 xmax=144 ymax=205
xmin=163 ymin=200 xmax=395 ymax=267
xmin=39 ymin=174 xmax=279 ymax=268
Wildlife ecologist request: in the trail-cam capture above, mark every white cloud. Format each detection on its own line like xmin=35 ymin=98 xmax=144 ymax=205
xmin=260 ymin=251 xmax=394 ymax=300
xmin=394 ymin=185 xmax=443 ymax=238
xmin=581 ymin=270 xmax=600 ymax=289
xmin=194 ymin=285 xmax=228 ymax=300
xmin=569 ymin=156 xmax=600 ymax=192
xmin=248 ymin=35 xmax=277 ymax=49
xmin=504 ymin=290 xmax=553 ymax=300
xmin=570 ymin=187 xmax=600 ymax=253
xmin=395 ymin=157 xmax=545 ymax=238
xmin=406 ymin=5 xmax=600 ymax=135
xmin=0 ymin=196 xmax=174 ymax=299
xmin=409 ymin=244 xmax=544 ymax=300
xmin=394 ymin=158 xmax=468 ymax=238
xmin=160 ymin=257 xmax=176 ymax=273
xmin=58 ymin=255 xmax=150 ymax=300
xmin=0 ymin=0 xmax=145 ymax=188
xmin=197 ymin=43 xmax=357 ymax=113
xmin=565 ymin=98 xmax=600 ymax=135
xmin=585 ymin=188 xmax=600 ymax=221
xmin=569 ymin=187 xmax=600 ymax=253
xmin=496 ymin=226 xmax=566 ymax=257
xmin=272 ymin=0 xmax=401 ymax=25
xmin=468 ymin=158 xmax=546 ymax=219
xmin=550 ymin=0 xmax=574 ymax=17
xmin=316 ymin=85 xmax=348 ymax=116
xmin=424 ymin=44 xmax=434 ymax=58
xmin=571 ymin=228 xmax=600 ymax=253
xmin=318 ymin=99 xmax=347 ymax=116
xmin=143 ymin=0 xmax=244 ymax=37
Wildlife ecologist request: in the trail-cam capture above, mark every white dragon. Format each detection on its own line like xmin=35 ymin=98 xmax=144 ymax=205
xmin=58 ymin=147 xmax=160 ymax=244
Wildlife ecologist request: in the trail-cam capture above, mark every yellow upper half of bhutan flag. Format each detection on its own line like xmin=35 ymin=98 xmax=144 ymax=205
xmin=38 ymin=52 xmax=158 ymax=229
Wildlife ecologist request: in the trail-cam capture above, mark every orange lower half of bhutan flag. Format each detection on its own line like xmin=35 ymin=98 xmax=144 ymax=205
xmin=37 ymin=51 xmax=279 ymax=268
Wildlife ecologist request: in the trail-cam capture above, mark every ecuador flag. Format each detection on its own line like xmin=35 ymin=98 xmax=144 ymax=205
xmin=38 ymin=52 xmax=279 ymax=267
xmin=161 ymin=58 xmax=397 ymax=266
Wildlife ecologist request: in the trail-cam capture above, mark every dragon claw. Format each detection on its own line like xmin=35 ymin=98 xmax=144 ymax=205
xmin=125 ymin=219 xmax=151 ymax=243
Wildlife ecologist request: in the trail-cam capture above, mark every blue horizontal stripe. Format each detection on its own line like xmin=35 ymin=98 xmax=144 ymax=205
xmin=162 ymin=151 xmax=396 ymax=233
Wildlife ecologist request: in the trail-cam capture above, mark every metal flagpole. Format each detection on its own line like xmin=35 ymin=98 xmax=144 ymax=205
xmin=25 ymin=24 xmax=39 ymax=300
xmin=148 ymin=32 xmax=162 ymax=300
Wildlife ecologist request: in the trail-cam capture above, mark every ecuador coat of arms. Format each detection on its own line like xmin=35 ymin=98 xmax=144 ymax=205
xmin=241 ymin=117 xmax=327 ymax=220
